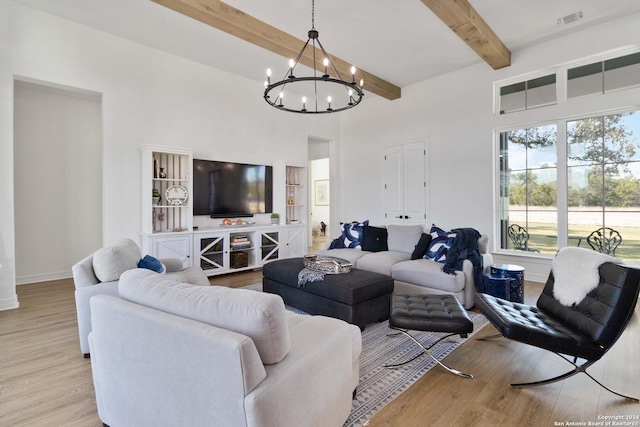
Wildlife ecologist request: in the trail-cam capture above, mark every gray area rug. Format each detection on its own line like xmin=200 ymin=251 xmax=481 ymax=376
xmin=242 ymin=283 xmax=489 ymax=427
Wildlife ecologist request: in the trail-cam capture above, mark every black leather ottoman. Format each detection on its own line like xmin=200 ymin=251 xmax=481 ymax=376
xmin=386 ymin=294 xmax=474 ymax=378
xmin=262 ymin=257 xmax=394 ymax=330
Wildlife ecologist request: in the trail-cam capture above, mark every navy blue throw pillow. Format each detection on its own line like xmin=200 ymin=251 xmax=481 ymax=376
xmin=331 ymin=220 xmax=369 ymax=249
xmin=425 ymin=225 xmax=457 ymax=263
xmin=411 ymin=233 xmax=433 ymax=260
xmin=138 ymin=255 xmax=164 ymax=273
xmin=361 ymin=226 xmax=388 ymax=252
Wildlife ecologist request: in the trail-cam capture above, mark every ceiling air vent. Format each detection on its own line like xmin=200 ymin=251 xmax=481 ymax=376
xmin=557 ymin=11 xmax=584 ymax=25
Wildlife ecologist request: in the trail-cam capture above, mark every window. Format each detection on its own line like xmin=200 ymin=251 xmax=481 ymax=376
xmin=499 ymin=74 xmax=556 ymax=114
xmin=567 ymin=52 xmax=640 ymax=99
xmin=498 ymin=110 xmax=640 ymax=261
xmin=499 ymin=51 xmax=640 ymax=113
xmin=499 ymin=125 xmax=558 ymax=253
xmin=567 ymin=111 xmax=640 ymax=260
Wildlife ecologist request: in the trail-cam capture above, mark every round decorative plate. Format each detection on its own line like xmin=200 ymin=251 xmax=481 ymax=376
xmin=165 ymin=184 xmax=189 ymax=206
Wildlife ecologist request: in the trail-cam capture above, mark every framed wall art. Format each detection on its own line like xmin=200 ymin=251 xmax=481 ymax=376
xmin=315 ymin=179 xmax=329 ymax=206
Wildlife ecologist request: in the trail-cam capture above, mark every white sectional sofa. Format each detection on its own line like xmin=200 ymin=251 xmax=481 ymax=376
xmin=89 ymin=269 xmax=362 ymax=427
xmin=318 ymin=224 xmax=492 ymax=309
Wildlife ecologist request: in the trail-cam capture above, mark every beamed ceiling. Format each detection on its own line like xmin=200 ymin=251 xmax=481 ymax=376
xmin=150 ymin=0 xmax=511 ymax=100
xmin=11 ymin=0 xmax=640 ymax=102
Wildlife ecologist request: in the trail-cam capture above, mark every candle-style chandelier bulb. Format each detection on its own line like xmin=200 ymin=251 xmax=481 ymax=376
xmin=288 ymin=59 xmax=295 ymax=78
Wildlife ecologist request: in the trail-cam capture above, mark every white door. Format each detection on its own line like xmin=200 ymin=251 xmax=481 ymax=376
xmin=384 ymin=141 xmax=426 ymax=225
xmin=385 ymin=145 xmax=404 ymax=224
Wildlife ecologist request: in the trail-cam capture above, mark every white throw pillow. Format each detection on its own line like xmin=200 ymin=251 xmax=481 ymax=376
xmin=92 ymin=239 xmax=142 ymax=282
xmin=387 ymin=224 xmax=425 ymax=254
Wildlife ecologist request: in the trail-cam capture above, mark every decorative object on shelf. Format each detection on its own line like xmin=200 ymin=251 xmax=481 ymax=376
xmin=153 ymin=210 xmax=165 ymax=232
xmin=271 ymin=213 xmax=280 ymax=225
xmin=314 ymin=179 xmax=329 ymax=205
xmin=293 ymin=168 xmax=300 ymax=185
xmin=220 ymin=219 xmax=257 ymax=228
xmin=165 ymin=184 xmax=189 ymax=206
xmin=158 ymin=167 xmax=167 ymax=179
xmin=152 ymin=188 xmax=161 ymax=206
xmin=303 ymin=254 xmax=352 ymax=274
xmin=230 ymin=234 xmax=252 ymax=250
xmin=263 ymin=0 xmax=364 ymax=114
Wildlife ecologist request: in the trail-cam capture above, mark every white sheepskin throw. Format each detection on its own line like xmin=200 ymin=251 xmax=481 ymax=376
xmin=551 ymin=247 xmax=619 ymax=306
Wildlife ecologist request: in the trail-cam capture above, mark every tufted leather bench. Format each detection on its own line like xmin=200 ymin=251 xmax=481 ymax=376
xmin=386 ymin=294 xmax=474 ymax=378
xmin=390 ymin=294 xmax=473 ymax=334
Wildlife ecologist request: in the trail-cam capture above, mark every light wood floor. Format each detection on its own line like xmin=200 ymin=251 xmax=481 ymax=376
xmin=1 ymin=265 xmax=638 ymax=426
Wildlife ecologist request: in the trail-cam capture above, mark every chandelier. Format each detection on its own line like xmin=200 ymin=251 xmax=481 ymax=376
xmin=263 ymin=0 xmax=364 ymax=114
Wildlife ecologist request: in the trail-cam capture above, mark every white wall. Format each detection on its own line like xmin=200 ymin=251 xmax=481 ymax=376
xmin=0 ymin=0 xmax=340 ymax=308
xmin=338 ymin=12 xmax=640 ymax=282
xmin=14 ymin=81 xmax=103 ymax=284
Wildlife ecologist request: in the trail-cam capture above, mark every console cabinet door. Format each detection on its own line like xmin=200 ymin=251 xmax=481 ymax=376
xmin=260 ymin=230 xmax=281 ymax=264
xmin=283 ymin=226 xmax=307 ymax=258
xmin=196 ymin=233 xmax=228 ymax=275
xmin=147 ymin=234 xmax=193 ymax=268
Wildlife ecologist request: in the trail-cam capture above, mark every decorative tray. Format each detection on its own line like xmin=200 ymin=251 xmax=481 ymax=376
xmin=220 ymin=221 xmax=256 ymax=227
xmin=303 ymin=255 xmax=352 ymax=275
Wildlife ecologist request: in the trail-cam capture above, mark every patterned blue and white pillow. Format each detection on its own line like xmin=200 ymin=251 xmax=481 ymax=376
xmin=425 ymin=224 xmax=457 ymax=263
xmin=329 ymin=220 xmax=369 ymax=249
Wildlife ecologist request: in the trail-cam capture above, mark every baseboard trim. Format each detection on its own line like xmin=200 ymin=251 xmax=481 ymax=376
xmin=16 ymin=270 xmax=72 ymax=285
xmin=0 ymin=295 xmax=19 ymax=311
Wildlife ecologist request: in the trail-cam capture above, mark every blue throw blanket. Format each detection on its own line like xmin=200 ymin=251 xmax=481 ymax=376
xmin=442 ymin=227 xmax=487 ymax=292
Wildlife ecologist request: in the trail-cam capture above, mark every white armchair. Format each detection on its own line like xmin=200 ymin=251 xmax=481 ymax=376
xmin=72 ymin=238 xmax=209 ymax=356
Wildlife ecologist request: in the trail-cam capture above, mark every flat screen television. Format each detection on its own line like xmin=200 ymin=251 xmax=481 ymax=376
xmin=193 ymin=159 xmax=273 ymax=218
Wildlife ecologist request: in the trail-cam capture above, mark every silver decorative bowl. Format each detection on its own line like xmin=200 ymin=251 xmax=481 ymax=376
xmin=303 ymin=255 xmax=352 ymax=274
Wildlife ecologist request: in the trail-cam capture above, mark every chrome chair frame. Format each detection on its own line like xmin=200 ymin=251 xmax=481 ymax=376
xmin=384 ymin=327 xmax=473 ymax=379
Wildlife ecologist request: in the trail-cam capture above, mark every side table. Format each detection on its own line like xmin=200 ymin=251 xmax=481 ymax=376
xmin=490 ymin=264 xmax=525 ymax=303
xmin=480 ymin=273 xmax=510 ymax=300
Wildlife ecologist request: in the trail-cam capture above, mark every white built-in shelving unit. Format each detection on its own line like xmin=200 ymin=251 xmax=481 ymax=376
xmin=140 ymin=149 xmax=308 ymax=273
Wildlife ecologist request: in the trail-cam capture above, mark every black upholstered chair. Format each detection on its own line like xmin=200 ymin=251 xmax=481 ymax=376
xmin=475 ymin=262 xmax=640 ymax=400
xmin=587 ymin=227 xmax=622 ymax=256
xmin=507 ymin=224 xmax=539 ymax=252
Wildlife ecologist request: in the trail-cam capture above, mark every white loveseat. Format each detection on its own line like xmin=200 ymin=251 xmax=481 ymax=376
xmin=89 ymin=269 xmax=362 ymax=427
xmin=318 ymin=224 xmax=492 ymax=309
xmin=72 ymin=238 xmax=210 ymax=355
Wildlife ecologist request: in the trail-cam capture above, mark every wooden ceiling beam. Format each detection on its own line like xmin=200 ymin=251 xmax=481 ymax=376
xmin=151 ymin=0 xmax=401 ymax=100
xmin=420 ymin=0 xmax=511 ymax=70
